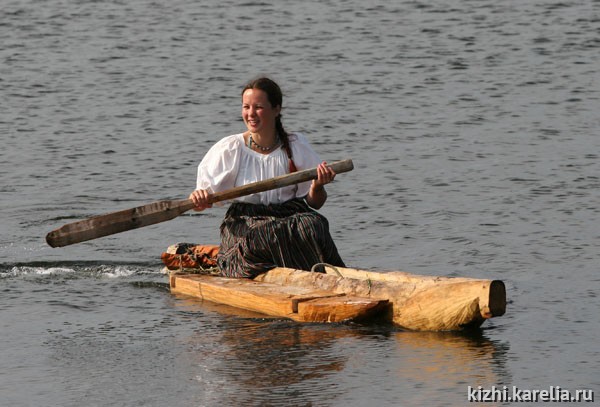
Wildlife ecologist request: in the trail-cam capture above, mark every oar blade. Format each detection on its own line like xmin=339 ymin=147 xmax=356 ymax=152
xmin=46 ymin=199 xmax=192 ymax=247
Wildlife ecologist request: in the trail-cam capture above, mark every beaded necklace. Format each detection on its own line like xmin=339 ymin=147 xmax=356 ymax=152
xmin=247 ymin=133 xmax=280 ymax=152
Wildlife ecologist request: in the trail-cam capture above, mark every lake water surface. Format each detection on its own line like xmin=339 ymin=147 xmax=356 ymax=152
xmin=1 ymin=1 xmax=599 ymax=406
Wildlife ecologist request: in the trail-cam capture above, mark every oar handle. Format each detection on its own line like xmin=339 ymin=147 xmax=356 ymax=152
xmin=207 ymin=159 xmax=354 ymax=204
xmin=172 ymin=159 xmax=353 ymax=211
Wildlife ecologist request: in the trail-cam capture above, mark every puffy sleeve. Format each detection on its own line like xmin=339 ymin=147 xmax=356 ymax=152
xmin=196 ymin=135 xmax=242 ymax=201
xmin=289 ymin=133 xmax=322 ymax=198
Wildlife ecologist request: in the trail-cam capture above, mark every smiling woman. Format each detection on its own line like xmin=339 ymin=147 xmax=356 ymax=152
xmin=187 ymin=77 xmax=346 ymax=278
xmin=242 ymin=87 xmax=281 ymax=150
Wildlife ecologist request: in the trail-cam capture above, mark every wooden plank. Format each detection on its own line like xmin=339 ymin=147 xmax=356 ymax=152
xmin=169 ymin=273 xmax=385 ymax=323
xmin=297 ymin=296 xmax=389 ymax=323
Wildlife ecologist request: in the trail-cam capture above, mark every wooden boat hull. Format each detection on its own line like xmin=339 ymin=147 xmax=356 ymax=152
xmin=256 ymin=266 xmax=506 ymax=331
xmin=167 ymin=263 xmax=506 ymax=331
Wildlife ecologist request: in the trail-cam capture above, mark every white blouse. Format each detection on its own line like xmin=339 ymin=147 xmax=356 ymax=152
xmin=196 ymin=132 xmax=322 ymax=205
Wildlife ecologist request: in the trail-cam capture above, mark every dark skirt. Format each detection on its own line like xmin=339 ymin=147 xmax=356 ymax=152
xmin=217 ymin=199 xmax=345 ymax=278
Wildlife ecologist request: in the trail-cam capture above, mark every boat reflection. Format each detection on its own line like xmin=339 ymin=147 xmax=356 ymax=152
xmin=390 ymin=329 xmax=510 ymax=387
xmin=172 ymin=296 xmax=510 ymax=405
xmin=173 ymin=296 xmax=348 ymax=385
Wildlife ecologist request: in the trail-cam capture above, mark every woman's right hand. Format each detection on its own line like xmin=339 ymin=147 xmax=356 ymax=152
xmin=189 ymin=189 xmax=213 ymax=211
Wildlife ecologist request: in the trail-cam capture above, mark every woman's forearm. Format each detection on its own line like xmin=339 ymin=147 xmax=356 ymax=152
xmin=306 ymin=183 xmax=327 ymax=209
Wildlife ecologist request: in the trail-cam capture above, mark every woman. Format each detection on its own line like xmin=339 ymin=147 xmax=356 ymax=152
xmin=189 ymin=77 xmax=345 ymax=278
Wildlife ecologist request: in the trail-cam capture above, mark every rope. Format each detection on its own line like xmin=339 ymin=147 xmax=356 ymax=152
xmin=310 ymin=262 xmax=344 ymax=277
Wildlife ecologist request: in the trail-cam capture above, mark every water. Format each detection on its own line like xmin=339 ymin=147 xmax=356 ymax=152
xmin=1 ymin=0 xmax=599 ymax=405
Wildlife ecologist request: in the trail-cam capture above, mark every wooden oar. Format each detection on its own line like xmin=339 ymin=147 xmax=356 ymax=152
xmin=46 ymin=159 xmax=354 ymax=248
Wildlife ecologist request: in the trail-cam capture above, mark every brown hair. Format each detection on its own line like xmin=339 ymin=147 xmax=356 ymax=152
xmin=242 ymin=77 xmax=294 ymax=166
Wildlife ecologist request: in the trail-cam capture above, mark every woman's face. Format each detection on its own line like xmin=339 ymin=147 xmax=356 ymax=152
xmin=242 ymin=88 xmax=281 ymax=134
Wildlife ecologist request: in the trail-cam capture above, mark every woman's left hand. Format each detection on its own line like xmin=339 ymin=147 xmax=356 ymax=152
xmin=307 ymin=162 xmax=332 ymax=209
xmin=312 ymin=161 xmax=336 ymax=190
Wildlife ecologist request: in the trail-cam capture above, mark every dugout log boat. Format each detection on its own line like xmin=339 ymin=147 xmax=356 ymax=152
xmin=163 ymin=244 xmax=506 ymax=331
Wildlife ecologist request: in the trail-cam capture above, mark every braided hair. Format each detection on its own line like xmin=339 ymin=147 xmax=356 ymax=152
xmin=242 ymin=77 xmax=296 ymax=171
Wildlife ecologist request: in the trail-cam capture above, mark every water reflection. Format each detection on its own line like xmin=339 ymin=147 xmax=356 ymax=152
xmin=174 ymin=296 xmax=349 ymax=384
xmin=174 ymin=297 xmax=510 ymax=406
xmin=391 ymin=330 xmax=510 ymax=388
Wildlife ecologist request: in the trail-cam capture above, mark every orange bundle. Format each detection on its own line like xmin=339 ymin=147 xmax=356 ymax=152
xmin=161 ymin=243 xmax=219 ymax=271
